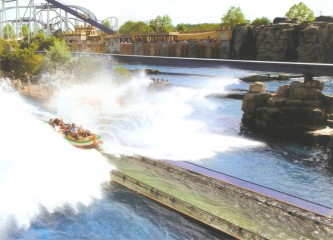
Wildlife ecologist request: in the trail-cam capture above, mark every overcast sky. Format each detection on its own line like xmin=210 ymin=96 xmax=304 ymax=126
xmin=60 ymin=0 xmax=332 ymax=25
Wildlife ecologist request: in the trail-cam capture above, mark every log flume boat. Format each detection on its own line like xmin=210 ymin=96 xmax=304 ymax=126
xmin=48 ymin=118 xmax=103 ymax=149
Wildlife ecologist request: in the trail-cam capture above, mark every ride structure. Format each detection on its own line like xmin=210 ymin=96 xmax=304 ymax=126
xmin=0 ymin=0 xmax=116 ymax=40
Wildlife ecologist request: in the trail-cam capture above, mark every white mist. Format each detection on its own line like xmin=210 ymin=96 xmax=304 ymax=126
xmin=49 ymin=70 xmax=263 ymax=161
xmin=0 ymin=79 xmax=113 ymax=238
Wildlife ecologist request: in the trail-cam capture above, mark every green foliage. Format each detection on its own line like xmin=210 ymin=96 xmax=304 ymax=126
xmin=53 ymin=29 xmax=64 ymax=39
xmin=3 ymin=23 xmax=15 ymax=39
xmin=119 ymin=21 xmax=145 ymax=34
xmin=149 ymin=15 xmax=173 ymax=33
xmin=119 ymin=15 xmax=173 ymax=34
xmin=251 ymin=17 xmax=271 ymax=26
xmin=19 ymin=32 xmax=56 ymax=51
xmin=3 ymin=47 xmax=43 ymax=75
xmin=103 ymin=20 xmax=111 ymax=29
xmin=21 ymin=25 xmax=29 ymax=38
xmin=111 ymin=66 xmax=131 ymax=80
xmin=38 ymin=36 xmax=57 ymax=51
xmin=175 ymin=23 xmax=221 ymax=33
xmin=0 ymin=39 xmax=19 ymax=58
xmin=285 ymin=2 xmax=315 ymax=22
xmin=221 ymin=6 xmax=248 ymax=29
xmin=43 ymin=39 xmax=72 ymax=70
xmin=176 ymin=23 xmax=188 ymax=32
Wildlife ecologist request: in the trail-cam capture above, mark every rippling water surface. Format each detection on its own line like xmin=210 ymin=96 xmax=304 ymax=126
xmin=1 ymin=60 xmax=333 ymax=239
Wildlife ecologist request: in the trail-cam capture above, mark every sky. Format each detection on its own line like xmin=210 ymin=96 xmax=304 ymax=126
xmin=61 ymin=0 xmax=333 ymax=26
xmin=7 ymin=1 xmax=333 ymax=27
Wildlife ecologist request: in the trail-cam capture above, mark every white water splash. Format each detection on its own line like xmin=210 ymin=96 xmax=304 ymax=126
xmin=48 ymin=70 xmax=263 ymax=161
xmin=0 ymin=79 xmax=113 ymax=238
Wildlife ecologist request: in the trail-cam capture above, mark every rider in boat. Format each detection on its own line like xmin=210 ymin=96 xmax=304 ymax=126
xmin=70 ymin=123 xmax=79 ymax=139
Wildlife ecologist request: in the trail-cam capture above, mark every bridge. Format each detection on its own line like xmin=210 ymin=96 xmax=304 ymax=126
xmin=74 ymin=52 xmax=333 ymax=78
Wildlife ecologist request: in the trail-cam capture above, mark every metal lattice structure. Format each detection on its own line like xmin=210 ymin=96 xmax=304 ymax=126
xmin=0 ymin=0 xmax=117 ymax=40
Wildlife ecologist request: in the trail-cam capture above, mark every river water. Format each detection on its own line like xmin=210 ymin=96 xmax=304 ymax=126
xmin=0 ymin=61 xmax=332 ymax=239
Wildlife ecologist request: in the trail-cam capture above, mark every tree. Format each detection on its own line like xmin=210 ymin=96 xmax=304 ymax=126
xmin=43 ymin=39 xmax=72 ymax=70
xmin=176 ymin=23 xmax=188 ymax=32
xmin=285 ymin=2 xmax=315 ymax=22
xmin=4 ymin=46 xmax=43 ymax=76
xmin=103 ymin=20 xmax=111 ymax=29
xmin=0 ymin=39 xmax=19 ymax=55
xmin=3 ymin=23 xmax=15 ymax=39
xmin=150 ymin=15 xmax=173 ymax=33
xmin=21 ymin=25 xmax=29 ymax=38
xmin=221 ymin=6 xmax=248 ymax=29
xmin=119 ymin=21 xmax=142 ymax=34
xmin=251 ymin=17 xmax=271 ymax=26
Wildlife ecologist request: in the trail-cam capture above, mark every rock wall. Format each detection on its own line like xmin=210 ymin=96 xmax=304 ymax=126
xmin=232 ymin=17 xmax=333 ymax=63
xmin=256 ymin=23 xmax=299 ymax=61
xmin=242 ymin=80 xmax=333 ymax=140
xmin=84 ymin=17 xmax=333 ymax=63
xmin=297 ymin=22 xmax=333 ymax=62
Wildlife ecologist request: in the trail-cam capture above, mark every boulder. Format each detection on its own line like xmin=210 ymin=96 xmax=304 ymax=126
xmin=285 ymin=100 xmax=304 ymax=107
xmin=249 ymin=82 xmax=265 ymax=93
xmin=267 ymin=97 xmax=287 ymax=107
xmin=240 ymin=75 xmax=270 ymax=82
xmin=309 ymin=108 xmax=327 ymax=125
xmin=305 ymin=127 xmax=333 ymax=146
xmin=322 ymin=95 xmax=333 ymax=114
xmin=242 ymin=92 xmax=272 ymax=113
xmin=289 ymin=81 xmax=304 ymax=88
xmin=276 ymin=85 xmax=289 ymax=97
xmin=315 ymin=16 xmax=333 ymax=23
xmin=303 ymin=79 xmax=324 ymax=90
xmin=288 ymin=87 xmax=323 ymax=100
xmin=304 ymin=100 xmax=323 ymax=108
xmin=273 ymin=17 xmax=297 ymax=24
xmin=256 ymin=107 xmax=284 ymax=123
xmin=241 ymin=79 xmax=332 ymax=144
xmin=240 ymin=74 xmax=291 ymax=82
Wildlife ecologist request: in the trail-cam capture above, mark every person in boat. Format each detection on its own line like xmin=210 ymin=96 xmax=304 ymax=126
xmin=61 ymin=122 xmax=71 ymax=136
xmin=49 ymin=119 xmax=55 ymax=127
xmin=79 ymin=127 xmax=91 ymax=138
xmin=70 ymin=123 xmax=79 ymax=139
xmin=50 ymin=118 xmax=62 ymax=132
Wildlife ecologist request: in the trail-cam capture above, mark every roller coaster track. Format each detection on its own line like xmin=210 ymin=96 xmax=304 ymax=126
xmin=44 ymin=0 xmax=114 ymax=34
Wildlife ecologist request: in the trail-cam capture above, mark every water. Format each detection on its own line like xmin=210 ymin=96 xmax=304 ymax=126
xmin=1 ymin=60 xmax=333 ymax=239
xmin=0 ymin=74 xmax=234 ymax=239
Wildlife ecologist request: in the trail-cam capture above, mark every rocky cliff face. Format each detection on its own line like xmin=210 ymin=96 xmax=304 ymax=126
xmin=297 ymin=22 xmax=333 ymax=63
xmin=256 ymin=23 xmax=299 ymax=61
xmin=232 ymin=17 xmax=333 ymax=63
xmin=230 ymin=25 xmax=256 ymax=60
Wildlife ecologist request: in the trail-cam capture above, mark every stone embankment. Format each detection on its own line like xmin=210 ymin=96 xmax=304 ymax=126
xmin=232 ymin=16 xmax=333 ymax=63
xmin=242 ymin=79 xmax=333 ymax=145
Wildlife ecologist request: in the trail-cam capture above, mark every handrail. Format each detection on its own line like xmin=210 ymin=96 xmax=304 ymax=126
xmin=68 ymin=52 xmax=333 ymax=77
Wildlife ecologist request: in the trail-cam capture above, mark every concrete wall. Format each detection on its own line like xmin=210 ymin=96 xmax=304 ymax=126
xmin=133 ymin=41 xmax=144 ymax=55
xmin=111 ymin=170 xmax=263 ymax=240
xmin=120 ymin=43 xmax=134 ymax=55
xmin=106 ymin=38 xmax=120 ymax=53
xmin=106 ymin=154 xmax=333 ymax=239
